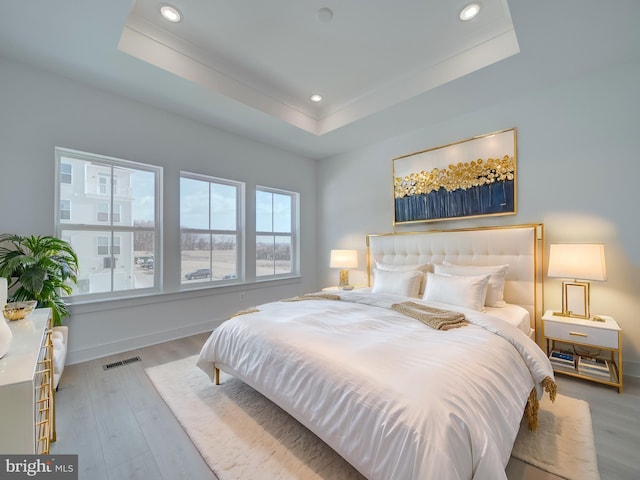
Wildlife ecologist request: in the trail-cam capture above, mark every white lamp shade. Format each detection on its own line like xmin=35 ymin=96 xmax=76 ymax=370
xmin=548 ymin=244 xmax=607 ymax=281
xmin=330 ymin=250 xmax=358 ymax=269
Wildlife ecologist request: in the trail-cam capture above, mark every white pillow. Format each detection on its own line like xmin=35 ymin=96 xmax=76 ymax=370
xmin=422 ymin=272 xmax=490 ymax=311
xmin=435 ymin=263 xmax=509 ymax=307
xmin=375 ymin=261 xmax=432 ymax=273
xmin=371 ymin=269 xmax=424 ymax=298
xmin=375 ymin=261 xmax=432 ymax=294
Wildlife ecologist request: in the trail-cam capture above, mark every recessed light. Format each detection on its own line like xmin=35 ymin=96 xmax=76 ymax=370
xmin=310 ymin=94 xmax=323 ymax=102
xmin=459 ymin=3 xmax=481 ymax=21
xmin=160 ymin=5 xmax=182 ymax=23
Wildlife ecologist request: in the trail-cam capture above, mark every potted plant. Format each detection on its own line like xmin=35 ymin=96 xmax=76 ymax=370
xmin=0 ymin=234 xmax=78 ymax=326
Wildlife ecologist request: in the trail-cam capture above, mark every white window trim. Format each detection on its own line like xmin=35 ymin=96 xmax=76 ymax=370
xmin=255 ymin=185 xmax=300 ymax=280
xmin=55 ymin=147 xmax=163 ymax=301
xmin=180 ymin=171 xmax=245 ymax=288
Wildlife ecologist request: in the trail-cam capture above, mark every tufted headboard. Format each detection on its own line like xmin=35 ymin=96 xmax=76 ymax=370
xmin=366 ymin=224 xmax=544 ymax=342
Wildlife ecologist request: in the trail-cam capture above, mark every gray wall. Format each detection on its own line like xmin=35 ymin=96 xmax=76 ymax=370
xmin=318 ymin=60 xmax=640 ymax=376
xmin=0 ymin=56 xmax=319 ymax=364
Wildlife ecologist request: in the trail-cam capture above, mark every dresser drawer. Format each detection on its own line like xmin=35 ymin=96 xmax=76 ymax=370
xmin=544 ymin=320 xmax=619 ymax=349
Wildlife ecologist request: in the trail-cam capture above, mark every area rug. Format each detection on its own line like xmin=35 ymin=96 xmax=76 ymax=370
xmin=146 ymin=355 xmax=599 ymax=480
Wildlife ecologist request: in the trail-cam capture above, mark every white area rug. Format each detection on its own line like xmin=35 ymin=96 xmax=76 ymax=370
xmin=511 ymin=393 xmax=600 ymax=480
xmin=146 ymin=355 xmax=599 ymax=480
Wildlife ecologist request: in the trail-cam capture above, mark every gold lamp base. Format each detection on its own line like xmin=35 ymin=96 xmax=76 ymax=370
xmin=338 ymin=269 xmax=350 ymax=287
xmin=553 ymin=280 xmax=592 ymax=319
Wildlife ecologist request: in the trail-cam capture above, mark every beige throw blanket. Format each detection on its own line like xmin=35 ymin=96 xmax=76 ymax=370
xmin=391 ymin=301 xmax=469 ymax=330
xmin=281 ymin=293 xmax=342 ymax=302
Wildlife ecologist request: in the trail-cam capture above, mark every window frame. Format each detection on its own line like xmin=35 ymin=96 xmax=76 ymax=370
xmin=55 ymin=147 xmax=163 ymax=300
xmin=179 ymin=171 xmax=245 ymax=287
xmin=255 ymin=185 xmax=299 ymax=280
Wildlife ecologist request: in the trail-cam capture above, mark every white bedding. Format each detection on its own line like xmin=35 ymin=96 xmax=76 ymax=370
xmin=197 ymin=291 xmax=554 ymax=480
xmin=485 ymin=303 xmax=531 ymax=336
xmin=357 ymin=286 xmax=531 ymax=336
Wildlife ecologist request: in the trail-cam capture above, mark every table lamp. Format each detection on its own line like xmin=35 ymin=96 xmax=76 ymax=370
xmin=547 ymin=244 xmax=607 ymax=320
xmin=330 ymin=250 xmax=358 ymax=288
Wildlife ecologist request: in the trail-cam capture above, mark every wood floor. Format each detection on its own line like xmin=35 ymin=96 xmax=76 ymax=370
xmin=51 ymin=333 xmax=640 ymax=480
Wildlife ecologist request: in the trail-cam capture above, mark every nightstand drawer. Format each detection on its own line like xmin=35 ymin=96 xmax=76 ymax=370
xmin=544 ymin=321 xmax=618 ymax=349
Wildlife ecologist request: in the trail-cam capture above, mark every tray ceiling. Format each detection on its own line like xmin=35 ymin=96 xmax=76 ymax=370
xmin=119 ymin=0 xmax=519 ymax=135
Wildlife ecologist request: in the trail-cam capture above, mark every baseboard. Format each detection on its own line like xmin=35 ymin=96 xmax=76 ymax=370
xmin=66 ymin=319 xmax=223 ymax=366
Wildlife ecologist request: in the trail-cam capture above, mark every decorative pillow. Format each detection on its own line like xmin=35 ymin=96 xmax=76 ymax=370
xmin=422 ymin=272 xmax=490 ymax=311
xmin=375 ymin=261 xmax=432 ymax=294
xmin=371 ymin=269 xmax=424 ymax=298
xmin=435 ymin=263 xmax=509 ymax=307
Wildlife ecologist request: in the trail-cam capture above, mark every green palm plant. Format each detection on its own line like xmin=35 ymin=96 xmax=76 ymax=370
xmin=0 ymin=234 xmax=78 ymax=326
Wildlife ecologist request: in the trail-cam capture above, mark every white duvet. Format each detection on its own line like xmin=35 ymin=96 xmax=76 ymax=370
xmin=197 ymin=291 xmax=554 ymax=480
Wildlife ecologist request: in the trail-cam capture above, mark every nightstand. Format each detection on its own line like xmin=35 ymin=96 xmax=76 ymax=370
xmin=542 ymin=310 xmax=622 ymax=393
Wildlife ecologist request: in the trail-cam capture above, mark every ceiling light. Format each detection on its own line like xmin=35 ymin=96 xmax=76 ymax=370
xmin=310 ymin=94 xmax=323 ymax=102
xmin=459 ymin=3 xmax=481 ymax=21
xmin=160 ymin=5 xmax=182 ymax=23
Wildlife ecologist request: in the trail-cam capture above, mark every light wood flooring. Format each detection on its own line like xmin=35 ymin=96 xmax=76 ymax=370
xmin=51 ymin=333 xmax=640 ymax=480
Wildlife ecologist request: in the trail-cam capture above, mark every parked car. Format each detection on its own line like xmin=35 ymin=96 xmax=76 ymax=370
xmin=141 ymin=259 xmax=154 ymax=269
xmin=185 ymin=268 xmax=211 ymax=280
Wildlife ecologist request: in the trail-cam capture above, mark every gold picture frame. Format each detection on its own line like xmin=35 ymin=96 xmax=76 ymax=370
xmin=562 ymin=281 xmax=590 ymax=319
xmin=392 ymin=128 xmax=517 ymax=225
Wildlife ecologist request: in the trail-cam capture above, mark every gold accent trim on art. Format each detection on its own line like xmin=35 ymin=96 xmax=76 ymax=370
xmin=392 ymin=128 xmax=517 ymax=225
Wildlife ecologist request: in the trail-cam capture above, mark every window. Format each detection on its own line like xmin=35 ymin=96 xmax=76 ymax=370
xmin=180 ymin=173 xmax=244 ymax=285
xmin=60 ymin=200 xmax=71 ymax=220
xmin=98 ymin=173 xmax=119 ymax=195
xmin=113 ymin=204 xmax=121 ymax=223
xmin=98 ymin=174 xmax=109 ymax=194
xmin=97 ymin=236 xmax=120 ymax=255
xmin=97 ymin=203 xmax=109 ymax=222
xmin=55 ymin=147 xmax=162 ymax=298
xmin=97 ymin=236 xmax=109 ymax=255
xmin=97 ymin=203 xmax=121 ymax=223
xmin=60 ymin=163 xmax=72 ymax=184
xmin=256 ymin=187 xmax=298 ymax=277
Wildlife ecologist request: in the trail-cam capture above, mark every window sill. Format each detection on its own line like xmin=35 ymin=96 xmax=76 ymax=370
xmin=67 ymin=276 xmax=303 ymax=315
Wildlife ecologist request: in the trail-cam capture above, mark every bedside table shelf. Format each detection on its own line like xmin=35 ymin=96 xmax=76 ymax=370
xmin=542 ymin=310 xmax=622 ymax=393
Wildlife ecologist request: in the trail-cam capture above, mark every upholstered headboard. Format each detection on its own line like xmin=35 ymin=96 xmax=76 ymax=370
xmin=366 ymin=224 xmax=544 ymax=342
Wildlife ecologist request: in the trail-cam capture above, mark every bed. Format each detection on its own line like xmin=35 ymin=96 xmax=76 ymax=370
xmin=197 ymin=224 xmax=556 ymax=480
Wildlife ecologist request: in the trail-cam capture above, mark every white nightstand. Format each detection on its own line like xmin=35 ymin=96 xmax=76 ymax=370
xmin=542 ymin=310 xmax=622 ymax=393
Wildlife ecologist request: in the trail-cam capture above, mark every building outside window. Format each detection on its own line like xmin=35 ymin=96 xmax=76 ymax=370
xmin=55 ymin=147 xmax=162 ymax=298
xmin=256 ymin=187 xmax=299 ymax=278
xmin=180 ymin=173 xmax=244 ymax=285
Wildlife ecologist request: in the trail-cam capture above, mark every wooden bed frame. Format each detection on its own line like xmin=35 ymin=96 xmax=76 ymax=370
xmin=366 ymin=223 xmax=544 ymax=343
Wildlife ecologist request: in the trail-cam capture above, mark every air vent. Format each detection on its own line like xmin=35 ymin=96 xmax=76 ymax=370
xmin=102 ymin=356 xmax=141 ymax=371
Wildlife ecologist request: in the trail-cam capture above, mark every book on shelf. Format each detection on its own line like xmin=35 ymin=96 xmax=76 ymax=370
xmin=549 ymin=350 xmax=575 ymax=366
xmin=578 ymin=356 xmax=611 ymax=378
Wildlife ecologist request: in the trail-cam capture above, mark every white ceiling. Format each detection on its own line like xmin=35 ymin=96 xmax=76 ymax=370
xmin=120 ymin=0 xmax=518 ymax=135
xmin=0 ymin=1 xmax=639 ymax=159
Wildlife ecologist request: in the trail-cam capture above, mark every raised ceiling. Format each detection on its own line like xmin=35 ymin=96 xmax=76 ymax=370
xmin=0 ymin=1 xmax=638 ymax=159
xmin=119 ymin=0 xmax=518 ymax=135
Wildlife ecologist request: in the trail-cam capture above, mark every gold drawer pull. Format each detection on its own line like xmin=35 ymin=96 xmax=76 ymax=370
xmin=569 ymin=331 xmax=588 ymax=337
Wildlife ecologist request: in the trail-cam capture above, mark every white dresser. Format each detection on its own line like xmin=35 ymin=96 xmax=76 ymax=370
xmin=0 ymin=308 xmax=55 ymax=453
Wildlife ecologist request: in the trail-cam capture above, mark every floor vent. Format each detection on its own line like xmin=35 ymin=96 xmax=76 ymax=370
xmin=102 ymin=356 xmax=142 ymax=371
